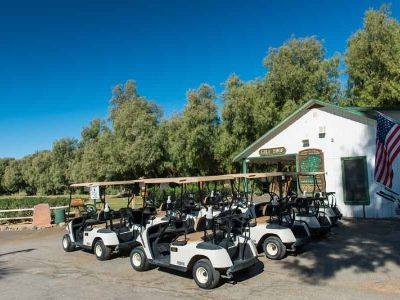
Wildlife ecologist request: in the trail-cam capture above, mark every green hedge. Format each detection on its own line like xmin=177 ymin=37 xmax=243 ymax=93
xmin=0 ymin=196 xmax=70 ymax=222
xmin=0 ymin=196 xmax=70 ymax=210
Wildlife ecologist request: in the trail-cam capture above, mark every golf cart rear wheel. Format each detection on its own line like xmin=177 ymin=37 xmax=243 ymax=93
xmin=94 ymin=240 xmax=111 ymax=261
xmin=192 ymin=259 xmax=220 ymax=289
xmin=62 ymin=234 xmax=74 ymax=252
xmin=130 ymin=247 xmax=149 ymax=271
xmin=263 ymin=236 xmax=286 ymax=260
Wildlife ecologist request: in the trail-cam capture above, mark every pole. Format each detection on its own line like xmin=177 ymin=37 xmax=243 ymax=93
xmin=242 ymin=159 xmax=248 ymax=193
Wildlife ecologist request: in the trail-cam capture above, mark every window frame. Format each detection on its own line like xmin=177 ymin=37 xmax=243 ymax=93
xmin=341 ymin=156 xmax=370 ymax=205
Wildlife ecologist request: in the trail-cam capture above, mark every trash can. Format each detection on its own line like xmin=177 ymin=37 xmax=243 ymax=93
xmin=54 ymin=208 xmax=66 ymax=224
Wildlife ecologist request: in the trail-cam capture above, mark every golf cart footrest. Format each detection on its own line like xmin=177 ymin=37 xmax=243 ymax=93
xmin=228 ymin=257 xmax=257 ymax=273
xmin=287 ymin=236 xmax=310 ymax=252
xmin=310 ymin=226 xmax=330 ymax=236
xmin=115 ymin=241 xmax=136 ymax=251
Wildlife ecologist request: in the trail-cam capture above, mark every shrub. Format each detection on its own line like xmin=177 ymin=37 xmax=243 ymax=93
xmin=0 ymin=196 xmax=70 ymax=223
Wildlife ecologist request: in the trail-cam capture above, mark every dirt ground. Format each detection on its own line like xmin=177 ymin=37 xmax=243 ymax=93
xmin=1 ymin=219 xmax=400 ymax=300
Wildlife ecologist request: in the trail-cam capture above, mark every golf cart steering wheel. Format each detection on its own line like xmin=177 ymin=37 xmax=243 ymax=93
xmin=268 ymin=192 xmax=280 ymax=203
xmin=84 ymin=204 xmax=97 ymax=216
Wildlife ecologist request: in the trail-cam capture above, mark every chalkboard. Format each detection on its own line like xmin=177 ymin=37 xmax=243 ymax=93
xmin=297 ymin=149 xmax=325 ymax=193
xmin=341 ymin=157 xmax=370 ymax=205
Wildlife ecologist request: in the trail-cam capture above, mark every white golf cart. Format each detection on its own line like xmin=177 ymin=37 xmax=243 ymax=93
xmin=61 ymin=179 xmax=158 ymax=260
xmin=227 ymin=172 xmax=311 ymax=260
xmin=129 ymin=176 xmax=259 ymax=289
xmin=297 ymin=172 xmax=342 ymax=225
xmin=261 ymin=171 xmax=333 ymax=237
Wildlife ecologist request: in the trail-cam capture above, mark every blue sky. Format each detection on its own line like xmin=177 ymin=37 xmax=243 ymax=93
xmin=0 ymin=0 xmax=399 ymax=158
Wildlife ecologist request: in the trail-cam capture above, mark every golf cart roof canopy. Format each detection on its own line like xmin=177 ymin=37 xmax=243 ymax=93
xmin=70 ymin=179 xmax=144 ymax=188
xmin=141 ymin=177 xmax=183 ymax=184
xmin=69 ymin=172 xmax=326 ymax=188
xmin=175 ymin=175 xmax=235 ymax=184
xmin=229 ymin=171 xmax=325 ymax=179
xmin=141 ymin=175 xmax=235 ymax=185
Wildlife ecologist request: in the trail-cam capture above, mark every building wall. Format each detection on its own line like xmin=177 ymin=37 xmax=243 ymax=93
xmin=248 ymin=108 xmax=398 ymax=218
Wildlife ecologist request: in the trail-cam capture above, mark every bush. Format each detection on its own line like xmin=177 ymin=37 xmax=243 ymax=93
xmin=0 ymin=196 xmax=70 ymax=223
xmin=0 ymin=196 xmax=70 ymax=210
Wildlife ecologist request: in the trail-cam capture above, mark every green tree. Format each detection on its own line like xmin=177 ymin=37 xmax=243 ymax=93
xmin=345 ymin=5 xmax=400 ymax=106
xmin=70 ymin=132 xmax=115 ymax=183
xmin=21 ymin=151 xmax=53 ymax=195
xmin=109 ymin=80 xmax=138 ymax=120
xmin=216 ymin=75 xmax=263 ymax=171
xmin=109 ymin=80 xmax=164 ymax=178
xmin=0 ymin=158 xmax=14 ymax=193
xmin=3 ymin=160 xmax=25 ymax=193
xmin=166 ymin=84 xmax=220 ymax=175
xmin=70 ymin=119 xmax=113 ymax=183
xmin=50 ymin=138 xmax=78 ymax=193
xmin=160 ymin=114 xmax=185 ymax=176
xmin=81 ymin=118 xmax=108 ymax=144
xmin=264 ymin=36 xmax=340 ymax=120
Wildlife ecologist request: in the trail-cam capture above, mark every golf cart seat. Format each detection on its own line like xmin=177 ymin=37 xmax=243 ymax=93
xmin=156 ymin=203 xmax=167 ymax=217
xmin=175 ymin=216 xmax=211 ymax=244
xmin=253 ymin=202 xmax=268 ymax=218
xmin=70 ymin=198 xmax=85 ymax=207
xmin=253 ymin=204 xmax=272 ymax=225
xmin=159 ymin=203 xmax=166 ymax=211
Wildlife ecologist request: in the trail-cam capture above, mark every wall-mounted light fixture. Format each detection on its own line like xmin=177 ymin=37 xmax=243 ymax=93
xmin=302 ymin=139 xmax=310 ymax=147
xmin=319 ymin=126 xmax=326 ymax=138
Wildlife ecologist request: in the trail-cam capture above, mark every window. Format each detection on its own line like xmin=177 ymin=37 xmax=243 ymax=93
xmin=341 ymin=156 xmax=370 ymax=205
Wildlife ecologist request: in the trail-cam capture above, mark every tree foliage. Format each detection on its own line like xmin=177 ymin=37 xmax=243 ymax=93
xmin=2 ymin=160 xmax=25 ymax=193
xmin=216 ymin=75 xmax=263 ymax=171
xmin=109 ymin=80 xmax=164 ymax=178
xmin=346 ymin=5 xmax=400 ymax=106
xmin=164 ymin=84 xmax=219 ymax=175
xmin=0 ymin=158 xmax=14 ymax=194
xmin=264 ymin=36 xmax=340 ymax=120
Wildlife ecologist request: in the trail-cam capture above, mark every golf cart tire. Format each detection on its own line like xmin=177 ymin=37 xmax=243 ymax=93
xmin=192 ymin=258 xmax=221 ymax=289
xmin=130 ymin=247 xmax=149 ymax=272
xmin=94 ymin=240 xmax=111 ymax=261
xmin=263 ymin=236 xmax=286 ymax=260
xmin=62 ymin=234 xmax=74 ymax=252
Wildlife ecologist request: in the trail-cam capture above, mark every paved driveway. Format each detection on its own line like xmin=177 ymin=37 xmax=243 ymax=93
xmin=0 ymin=219 xmax=399 ymax=300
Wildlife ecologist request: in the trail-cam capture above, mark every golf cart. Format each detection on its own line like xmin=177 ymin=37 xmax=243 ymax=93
xmin=236 ymin=171 xmax=331 ymax=237
xmin=297 ymin=172 xmax=342 ymax=224
xmin=62 ymin=179 xmax=158 ymax=260
xmin=129 ymin=176 xmax=259 ymax=289
xmin=227 ymin=172 xmax=310 ymax=260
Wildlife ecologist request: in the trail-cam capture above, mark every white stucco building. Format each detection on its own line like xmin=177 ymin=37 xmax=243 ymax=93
xmin=233 ymin=100 xmax=400 ymax=218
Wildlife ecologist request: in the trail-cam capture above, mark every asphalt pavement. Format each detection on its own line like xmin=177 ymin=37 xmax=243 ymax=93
xmin=0 ymin=219 xmax=399 ymax=300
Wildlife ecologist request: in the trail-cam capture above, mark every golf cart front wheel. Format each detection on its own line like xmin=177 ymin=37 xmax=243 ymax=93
xmin=62 ymin=234 xmax=74 ymax=252
xmin=192 ymin=259 xmax=220 ymax=289
xmin=130 ymin=247 xmax=149 ymax=271
xmin=263 ymin=236 xmax=286 ymax=260
xmin=94 ymin=240 xmax=111 ymax=261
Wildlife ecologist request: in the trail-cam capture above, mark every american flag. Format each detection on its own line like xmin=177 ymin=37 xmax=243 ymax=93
xmin=375 ymin=113 xmax=400 ymax=188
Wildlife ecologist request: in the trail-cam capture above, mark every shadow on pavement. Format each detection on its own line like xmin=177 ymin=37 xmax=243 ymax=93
xmin=233 ymin=260 xmax=264 ymax=283
xmin=157 ymin=259 xmax=264 ymax=287
xmin=0 ymin=260 xmax=18 ymax=280
xmin=0 ymin=248 xmax=35 ymax=257
xmin=281 ymin=219 xmax=400 ymax=284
